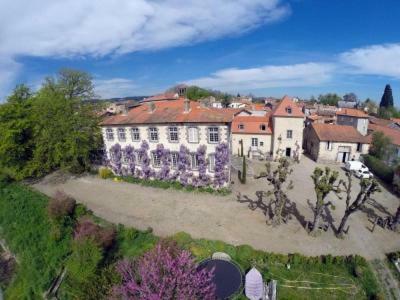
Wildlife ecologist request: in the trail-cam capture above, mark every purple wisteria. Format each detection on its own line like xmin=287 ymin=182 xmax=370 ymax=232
xmin=109 ymin=143 xmax=122 ymax=175
xmin=213 ymin=142 xmax=229 ymax=187
xmin=154 ymin=144 xmax=171 ymax=180
xmin=113 ymin=241 xmax=216 ymax=300
xmin=124 ymin=145 xmax=136 ymax=176
xmin=137 ymin=141 xmax=154 ymax=179
xmin=192 ymin=145 xmax=211 ymax=187
xmin=177 ymin=145 xmax=192 ymax=185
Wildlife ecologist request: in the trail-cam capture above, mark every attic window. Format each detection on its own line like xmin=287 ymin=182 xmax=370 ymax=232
xmin=238 ymin=124 xmax=244 ymax=130
xmin=260 ymin=124 xmax=266 ymax=131
xmin=286 ymin=107 xmax=292 ymax=114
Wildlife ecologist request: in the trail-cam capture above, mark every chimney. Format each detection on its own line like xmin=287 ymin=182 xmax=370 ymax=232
xmin=147 ymin=101 xmax=156 ymax=113
xmin=183 ymin=98 xmax=190 ymax=113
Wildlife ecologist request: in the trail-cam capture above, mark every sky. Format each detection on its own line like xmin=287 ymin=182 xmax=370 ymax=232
xmin=1 ymin=0 xmax=400 ymax=105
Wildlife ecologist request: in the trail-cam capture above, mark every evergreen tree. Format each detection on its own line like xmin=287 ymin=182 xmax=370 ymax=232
xmin=380 ymin=84 xmax=394 ymax=108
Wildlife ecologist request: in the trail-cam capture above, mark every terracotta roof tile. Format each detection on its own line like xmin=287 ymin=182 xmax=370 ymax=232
xmin=232 ymin=115 xmax=272 ymax=134
xmin=141 ymin=92 xmax=179 ymax=102
xmin=272 ymin=95 xmax=304 ymax=118
xmin=369 ymin=123 xmax=400 ymax=146
xmin=311 ymin=123 xmax=370 ymax=143
xmin=100 ymin=98 xmax=238 ymax=125
xmin=336 ymin=108 xmax=368 ymax=118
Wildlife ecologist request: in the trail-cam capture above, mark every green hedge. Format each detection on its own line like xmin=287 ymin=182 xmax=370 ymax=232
xmin=363 ymin=154 xmax=394 ymax=183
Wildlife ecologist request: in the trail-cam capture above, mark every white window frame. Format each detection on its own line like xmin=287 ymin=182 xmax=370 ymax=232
xmin=106 ymin=128 xmax=114 ymax=141
xmin=188 ymin=127 xmax=199 ymax=143
xmin=208 ymin=127 xmax=219 ymax=144
xmin=286 ymin=130 xmax=293 ymax=139
xmin=326 ymin=141 xmax=333 ymax=151
xmin=171 ymin=152 xmax=179 ymax=169
xmin=152 ymin=152 xmax=161 ymax=167
xmin=122 ymin=151 xmax=130 ymax=164
xmin=136 ymin=152 xmax=143 ymax=166
xmin=251 ymin=138 xmax=258 ymax=147
xmin=208 ymin=154 xmax=215 ymax=172
xmin=130 ymin=127 xmax=140 ymax=142
xmin=118 ymin=128 xmax=126 ymax=141
xmin=149 ymin=127 xmax=159 ymax=142
xmin=169 ymin=126 xmax=179 ymax=142
xmin=190 ymin=153 xmax=199 ymax=170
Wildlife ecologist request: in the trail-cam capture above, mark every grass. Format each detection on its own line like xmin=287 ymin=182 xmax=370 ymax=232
xmin=0 ymin=183 xmax=382 ymax=299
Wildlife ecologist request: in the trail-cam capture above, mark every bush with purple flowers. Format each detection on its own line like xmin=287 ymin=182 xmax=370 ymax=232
xmin=109 ymin=144 xmax=122 ymax=175
xmin=113 ymin=241 xmax=216 ymax=300
xmin=213 ymin=142 xmax=229 ymax=187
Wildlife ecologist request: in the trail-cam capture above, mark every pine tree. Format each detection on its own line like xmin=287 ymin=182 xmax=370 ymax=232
xmin=380 ymin=84 xmax=394 ymax=108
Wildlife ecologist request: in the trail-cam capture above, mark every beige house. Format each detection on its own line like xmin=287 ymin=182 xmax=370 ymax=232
xmin=304 ymin=123 xmax=370 ymax=163
xmin=231 ymin=96 xmax=305 ymax=160
xmin=336 ymin=108 xmax=369 ymax=136
xmin=101 ymin=98 xmax=235 ymax=187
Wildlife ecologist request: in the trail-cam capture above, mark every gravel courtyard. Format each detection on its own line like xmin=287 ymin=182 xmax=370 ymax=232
xmin=33 ymin=157 xmax=400 ymax=260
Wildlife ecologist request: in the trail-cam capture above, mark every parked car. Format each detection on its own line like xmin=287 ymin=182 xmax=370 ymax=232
xmin=354 ymin=169 xmax=374 ymax=179
xmin=345 ymin=161 xmax=369 ymax=173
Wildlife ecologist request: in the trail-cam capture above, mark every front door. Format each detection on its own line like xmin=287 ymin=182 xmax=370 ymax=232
xmin=251 ymin=138 xmax=258 ymax=149
xmin=285 ymin=147 xmax=291 ymax=157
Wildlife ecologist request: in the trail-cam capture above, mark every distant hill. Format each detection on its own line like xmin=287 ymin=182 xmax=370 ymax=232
xmin=88 ymin=96 xmax=148 ymax=103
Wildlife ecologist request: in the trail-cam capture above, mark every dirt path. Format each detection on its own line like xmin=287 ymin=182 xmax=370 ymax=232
xmin=33 ymin=160 xmax=400 ymax=259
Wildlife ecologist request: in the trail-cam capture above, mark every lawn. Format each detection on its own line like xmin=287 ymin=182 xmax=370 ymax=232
xmin=0 ymin=183 xmax=382 ymax=299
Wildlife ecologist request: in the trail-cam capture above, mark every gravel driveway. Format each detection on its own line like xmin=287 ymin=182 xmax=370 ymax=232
xmin=33 ymin=157 xmax=400 ymax=259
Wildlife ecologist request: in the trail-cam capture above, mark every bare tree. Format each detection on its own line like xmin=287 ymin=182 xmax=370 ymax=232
xmin=337 ymin=173 xmax=381 ymax=237
xmin=310 ymin=167 xmax=341 ymax=234
xmin=391 ymin=205 xmax=400 ymax=232
xmin=260 ymin=158 xmax=294 ymax=226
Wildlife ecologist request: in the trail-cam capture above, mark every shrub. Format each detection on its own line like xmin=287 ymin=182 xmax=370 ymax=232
xmin=47 ymin=190 xmax=76 ymax=221
xmin=99 ymin=167 xmax=113 ymax=179
xmin=113 ymin=240 xmax=216 ymax=299
xmin=74 ymin=217 xmax=116 ymax=250
xmin=363 ymin=154 xmax=394 ymax=183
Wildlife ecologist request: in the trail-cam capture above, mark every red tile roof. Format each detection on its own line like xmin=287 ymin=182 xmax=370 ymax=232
xmin=100 ymin=98 xmax=238 ymax=125
xmin=272 ymin=95 xmax=304 ymax=118
xmin=141 ymin=92 xmax=179 ymax=102
xmin=336 ymin=108 xmax=368 ymax=118
xmin=311 ymin=123 xmax=370 ymax=143
xmin=369 ymin=123 xmax=400 ymax=146
xmin=232 ymin=115 xmax=272 ymax=134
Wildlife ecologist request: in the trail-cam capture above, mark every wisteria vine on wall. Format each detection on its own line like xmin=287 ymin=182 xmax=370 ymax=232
xmin=107 ymin=142 xmax=229 ymax=188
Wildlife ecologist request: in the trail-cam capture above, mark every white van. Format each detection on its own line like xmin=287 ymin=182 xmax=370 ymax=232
xmin=345 ymin=161 xmax=369 ymax=173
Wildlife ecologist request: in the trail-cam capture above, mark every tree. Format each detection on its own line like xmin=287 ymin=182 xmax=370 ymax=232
xmin=57 ymin=68 xmax=95 ymax=100
xmin=343 ymin=92 xmax=358 ymax=103
xmin=310 ymin=167 xmax=341 ymax=234
xmin=7 ymin=84 xmax=31 ymax=104
xmin=380 ymin=84 xmax=394 ymax=108
xmin=113 ymin=241 xmax=215 ymax=299
xmin=259 ymin=158 xmax=294 ymax=226
xmin=220 ymin=93 xmax=232 ymax=107
xmin=369 ymin=131 xmax=393 ymax=160
xmin=318 ymin=93 xmax=342 ymax=106
xmin=337 ymin=174 xmax=380 ymax=237
xmin=185 ymin=86 xmax=211 ymax=100
xmin=362 ymin=98 xmax=378 ymax=114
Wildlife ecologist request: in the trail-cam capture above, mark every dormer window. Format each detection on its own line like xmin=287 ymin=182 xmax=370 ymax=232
xmin=238 ymin=124 xmax=244 ymax=130
xmin=286 ymin=107 xmax=292 ymax=114
xmin=260 ymin=124 xmax=266 ymax=131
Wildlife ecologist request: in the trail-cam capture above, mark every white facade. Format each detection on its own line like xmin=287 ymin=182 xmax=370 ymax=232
xmin=232 ymin=134 xmax=272 ymax=157
xmin=272 ymin=117 xmax=304 ymax=159
xmin=102 ymin=123 xmax=230 ymax=178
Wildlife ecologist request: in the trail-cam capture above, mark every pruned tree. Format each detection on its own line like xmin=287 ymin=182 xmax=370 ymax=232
xmin=260 ymin=158 xmax=293 ymax=226
xmin=337 ymin=173 xmax=381 ymax=237
xmin=391 ymin=205 xmax=400 ymax=232
xmin=310 ymin=167 xmax=341 ymax=234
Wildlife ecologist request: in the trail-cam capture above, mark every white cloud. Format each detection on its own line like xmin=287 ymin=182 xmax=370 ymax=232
xmin=94 ymin=78 xmax=138 ymax=98
xmin=339 ymin=43 xmax=400 ymax=78
xmin=0 ymin=0 xmax=290 ymax=99
xmin=186 ymin=63 xmax=335 ymax=90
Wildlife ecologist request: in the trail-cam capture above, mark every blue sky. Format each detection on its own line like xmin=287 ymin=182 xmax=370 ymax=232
xmin=1 ymin=0 xmax=400 ymax=105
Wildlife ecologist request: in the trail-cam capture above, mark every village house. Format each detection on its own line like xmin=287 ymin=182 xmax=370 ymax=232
xmin=231 ymin=96 xmax=304 ymax=160
xmin=368 ymin=122 xmax=400 ymax=165
xmin=304 ymin=123 xmax=370 ymax=163
xmin=336 ymin=108 xmax=369 ymax=136
xmin=100 ymin=97 xmax=235 ymax=187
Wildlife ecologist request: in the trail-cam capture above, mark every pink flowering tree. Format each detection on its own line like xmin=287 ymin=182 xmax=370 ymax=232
xmin=113 ymin=241 xmax=216 ymax=300
xmin=213 ymin=143 xmax=229 ymax=187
